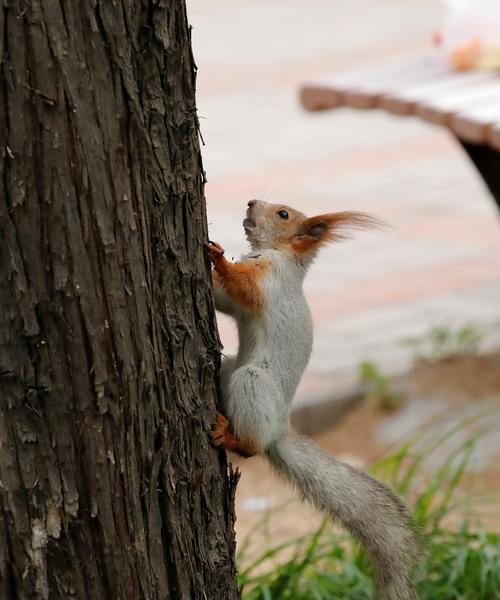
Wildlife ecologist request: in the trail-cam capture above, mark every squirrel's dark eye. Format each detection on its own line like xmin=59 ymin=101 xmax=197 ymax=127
xmin=277 ymin=209 xmax=289 ymax=220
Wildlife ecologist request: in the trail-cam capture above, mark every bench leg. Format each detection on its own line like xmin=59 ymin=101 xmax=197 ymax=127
xmin=458 ymin=140 xmax=500 ymax=211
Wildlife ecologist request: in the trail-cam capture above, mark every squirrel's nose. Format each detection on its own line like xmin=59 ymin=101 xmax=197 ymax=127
xmin=247 ymin=200 xmax=257 ymax=207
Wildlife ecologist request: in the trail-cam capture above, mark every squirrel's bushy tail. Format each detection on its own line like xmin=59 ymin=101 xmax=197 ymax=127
xmin=266 ymin=433 xmax=422 ymax=600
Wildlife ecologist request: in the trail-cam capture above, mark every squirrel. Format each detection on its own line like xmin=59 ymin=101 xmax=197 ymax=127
xmin=206 ymin=199 xmax=422 ymax=600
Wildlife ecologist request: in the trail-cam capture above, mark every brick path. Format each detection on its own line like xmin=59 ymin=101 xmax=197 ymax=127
xmin=189 ymin=0 xmax=500 ymax=407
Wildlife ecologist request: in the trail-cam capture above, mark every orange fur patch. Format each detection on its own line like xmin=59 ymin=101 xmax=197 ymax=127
xmin=213 ymin=257 xmax=268 ymax=313
xmin=262 ymin=203 xmax=306 ymax=239
xmin=211 ymin=413 xmax=257 ymax=458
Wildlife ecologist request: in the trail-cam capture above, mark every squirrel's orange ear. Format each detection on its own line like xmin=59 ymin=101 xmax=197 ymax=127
xmin=292 ymin=212 xmax=383 ymax=254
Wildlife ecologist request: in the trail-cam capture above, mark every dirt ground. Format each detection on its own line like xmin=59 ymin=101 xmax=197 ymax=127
xmin=231 ymin=352 xmax=500 ymax=549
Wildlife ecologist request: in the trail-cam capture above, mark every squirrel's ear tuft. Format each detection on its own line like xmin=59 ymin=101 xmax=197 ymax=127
xmin=317 ymin=211 xmax=385 ymax=241
xmin=292 ymin=211 xmax=384 ymax=255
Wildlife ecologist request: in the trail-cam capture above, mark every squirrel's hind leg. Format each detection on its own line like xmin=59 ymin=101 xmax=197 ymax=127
xmin=225 ymin=365 xmax=288 ymax=453
xmin=212 ymin=358 xmax=258 ymax=457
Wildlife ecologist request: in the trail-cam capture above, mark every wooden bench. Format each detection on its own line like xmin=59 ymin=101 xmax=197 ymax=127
xmin=300 ymin=56 xmax=500 ymax=210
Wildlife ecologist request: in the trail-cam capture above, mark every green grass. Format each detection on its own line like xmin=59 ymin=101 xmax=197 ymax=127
xmin=358 ymin=360 xmax=404 ymax=411
xmin=401 ymin=322 xmax=494 ymax=363
xmin=238 ymin=420 xmax=500 ymax=599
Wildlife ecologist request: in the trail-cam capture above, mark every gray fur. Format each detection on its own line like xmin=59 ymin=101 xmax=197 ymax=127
xmin=214 ymin=200 xmax=424 ymax=598
xmin=267 ymin=435 xmax=423 ymax=600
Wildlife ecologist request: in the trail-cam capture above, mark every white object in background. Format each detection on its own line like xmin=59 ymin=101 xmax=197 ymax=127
xmin=241 ymin=497 xmax=272 ymax=512
xmin=436 ymin=0 xmax=500 ymax=70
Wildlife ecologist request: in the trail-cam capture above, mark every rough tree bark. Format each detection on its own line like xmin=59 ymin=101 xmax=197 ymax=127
xmin=0 ymin=1 xmax=239 ymax=598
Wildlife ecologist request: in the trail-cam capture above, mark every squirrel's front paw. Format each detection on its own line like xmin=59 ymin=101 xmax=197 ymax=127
xmin=206 ymin=241 xmax=225 ymax=264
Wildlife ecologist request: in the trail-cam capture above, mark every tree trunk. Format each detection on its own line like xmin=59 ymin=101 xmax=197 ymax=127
xmin=0 ymin=1 xmax=239 ymax=598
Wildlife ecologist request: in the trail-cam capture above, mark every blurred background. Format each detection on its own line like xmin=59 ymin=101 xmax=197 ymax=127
xmin=189 ymin=0 xmax=500 ymax=547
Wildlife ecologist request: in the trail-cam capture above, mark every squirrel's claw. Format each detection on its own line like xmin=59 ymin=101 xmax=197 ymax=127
xmin=206 ymin=241 xmax=225 ymax=263
xmin=210 ymin=413 xmax=257 ymax=458
xmin=211 ymin=413 xmax=229 ymax=446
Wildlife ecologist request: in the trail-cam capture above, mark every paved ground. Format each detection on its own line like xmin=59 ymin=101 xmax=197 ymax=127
xmin=189 ymin=0 xmax=500 ymax=408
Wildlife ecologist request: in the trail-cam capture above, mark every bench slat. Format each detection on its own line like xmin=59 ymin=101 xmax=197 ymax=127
xmin=301 ymin=57 xmax=443 ymax=110
xmin=416 ymin=82 xmax=500 ymax=124
xmin=300 ymin=57 xmax=500 ymax=150
xmin=380 ymin=72 xmax=497 ymax=115
xmin=451 ymin=105 xmax=500 ymax=143
xmin=344 ymin=62 xmax=451 ymax=109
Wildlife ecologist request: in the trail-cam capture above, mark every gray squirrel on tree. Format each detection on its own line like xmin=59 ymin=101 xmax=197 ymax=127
xmin=207 ymin=199 xmax=423 ymax=600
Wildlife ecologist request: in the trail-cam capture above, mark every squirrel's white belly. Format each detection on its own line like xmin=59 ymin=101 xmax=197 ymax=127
xmin=235 ymin=291 xmax=313 ymax=402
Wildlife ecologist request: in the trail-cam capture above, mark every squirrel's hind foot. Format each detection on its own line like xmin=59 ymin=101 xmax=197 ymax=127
xmin=211 ymin=413 xmax=257 ymax=458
